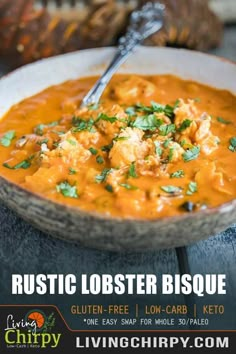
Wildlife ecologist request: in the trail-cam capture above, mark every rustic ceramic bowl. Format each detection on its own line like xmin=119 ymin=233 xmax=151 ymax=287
xmin=0 ymin=47 xmax=236 ymax=250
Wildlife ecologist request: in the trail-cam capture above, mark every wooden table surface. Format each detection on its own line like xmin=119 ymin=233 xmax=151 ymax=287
xmin=0 ymin=26 xmax=235 ymax=331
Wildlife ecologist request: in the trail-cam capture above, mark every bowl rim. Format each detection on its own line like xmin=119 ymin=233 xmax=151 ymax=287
xmin=0 ymin=46 xmax=236 ymax=224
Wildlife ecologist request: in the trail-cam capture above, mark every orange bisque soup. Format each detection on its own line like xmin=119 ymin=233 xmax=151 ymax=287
xmin=0 ymin=74 xmax=236 ymax=219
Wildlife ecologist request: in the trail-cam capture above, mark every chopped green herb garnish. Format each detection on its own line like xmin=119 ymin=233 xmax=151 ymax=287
xmin=168 ymin=147 xmax=174 ymax=162
xmin=119 ymin=183 xmax=138 ymax=190
xmin=51 ymin=130 xmax=65 ymax=136
xmin=96 ymin=155 xmax=104 ymax=164
xmin=160 ymin=185 xmax=183 ymax=194
xmin=193 ymin=98 xmax=201 ymax=102
xmin=180 ymin=139 xmax=187 ymax=147
xmin=96 ymin=168 xmax=113 ymax=183
xmin=89 ymin=147 xmax=98 ymax=155
xmin=163 ymin=138 xmax=172 ymax=148
xmin=0 ymin=130 xmax=16 ymax=147
xmin=128 ymin=162 xmax=137 ymax=178
xmin=3 ymin=155 xmax=34 ymax=170
xmin=56 ymin=181 xmax=78 ymax=198
xmin=125 ymin=107 xmax=136 ymax=116
xmin=154 ymin=141 xmax=163 ymax=157
xmin=132 ymin=114 xmax=163 ymax=131
xmin=101 ymin=142 xmax=113 ymax=152
xmin=67 ymin=139 xmax=76 ymax=146
xmin=170 ymin=170 xmax=185 ymax=178
xmin=113 ymin=136 xmax=129 ymax=142
xmin=130 ymin=100 xmax=179 ymax=121
xmin=228 ymin=137 xmax=236 ymax=152
xmin=105 ymin=184 xmax=113 ymax=193
xmin=159 ymin=124 xmax=176 ymax=136
xmin=35 ymin=121 xmax=58 ymax=136
xmin=96 ymin=113 xmax=118 ymax=123
xmin=69 ymin=167 xmax=77 ymax=175
xmin=217 ymin=117 xmax=232 ymax=125
xmin=186 ymin=181 xmax=198 ymax=195
xmin=177 ymin=119 xmax=192 ymax=132
xmin=182 ymin=146 xmax=200 ymax=162
xmin=72 ymin=117 xmax=95 ymax=132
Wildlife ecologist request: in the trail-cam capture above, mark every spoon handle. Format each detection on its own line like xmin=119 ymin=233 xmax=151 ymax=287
xmin=81 ymin=2 xmax=165 ymax=107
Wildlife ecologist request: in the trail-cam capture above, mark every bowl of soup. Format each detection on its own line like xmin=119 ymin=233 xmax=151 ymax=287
xmin=0 ymin=47 xmax=235 ymax=250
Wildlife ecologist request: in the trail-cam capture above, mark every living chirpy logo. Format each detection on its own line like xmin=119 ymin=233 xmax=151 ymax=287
xmin=4 ymin=309 xmax=61 ymax=349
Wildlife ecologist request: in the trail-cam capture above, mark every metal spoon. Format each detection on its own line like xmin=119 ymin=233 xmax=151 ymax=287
xmin=81 ymin=2 xmax=165 ymax=108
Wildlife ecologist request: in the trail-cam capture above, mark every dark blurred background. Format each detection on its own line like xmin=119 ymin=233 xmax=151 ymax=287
xmin=0 ymin=0 xmax=236 ymax=71
xmin=0 ymin=0 xmax=236 ymax=331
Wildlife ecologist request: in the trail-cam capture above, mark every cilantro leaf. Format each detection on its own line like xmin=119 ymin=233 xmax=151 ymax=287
xmin=228 ymin=137 xmax=236 ymax=152
xmin=0 ymin=130 xmax=16 ymax=147
xmin=105 ymin=184 xmax=113 ymax=193
xmin=177 ymin=119 xmax=192 ymax=132
xmin=96 ymin=113 xmax=118 ymax=123
xmin=69 ymin=167 xmax=77 ymax=175
xmin=182 ymin=146 xmax=200 ymax=162
xmin=160 ymin=185 xmax=183 ymax=194
xmin=96 ymin=155 xmax=104 ymax=164
xmin=72 ymin=117 xmax=95 ymax=132
xmin=119 ymin=183 xmax=138 ymax=190
xmin=128 ymin=162 xmax=137 ymax=178
xmin=163 ymin=138 xmax=172 ymax=148
xmin=186 ymin=181 xmax=198 ymax=195
xmin=3 ymin=156 xmax=33 ymax=170
xmin=34 ymin=121 xmax=58 ymax=136
xmin=159 ymin=124 xmax=176 ymax=136
xmin=154 ymin=141 xmax=163 ymax=157
xmin=67 ymin=139 xmax=76 ymax=146
xmin=132 ymin=114 xmax=163 ymax=131
xmin=89 ymin=147 xmax=98 ymax=155
xmin=56 ymin=181 xmax=78 ymax=198
xmin=170 ymin=170 xmax=185 ymax=178
xmin=95 ymin=168 xmax=113 ymax=183
xmin=125 ymin=107 xmax=136 ymax=116
xmin=217 ymin=117 xmax=232 ymax=125
xmin=168 ymin=147 xmax=175 ymax=162
xmin=101 ymin=142 xmax=113 ymax=152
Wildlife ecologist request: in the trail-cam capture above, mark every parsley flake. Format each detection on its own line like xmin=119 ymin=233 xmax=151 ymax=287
xmin=159 ymin=124 xmax=176 ymax=136
xmin=154 ymin=141 xmax=163 ymax=157
xmin=105 ymin=184 xmax=113 ymax=193
xmin=3 ymin=155 xmax=34 ymax=170
xmin=163 ymin=138 xmax=172 ymax=148
xmin=132 ymin=114 xmax=163 ymax=131
xmin=89 ymin=147 xmax=98 ymax=155
xmin=229 ymin=137 xmax=236 ymax=152
xmin=119 ymin=183 xmax=138 ymax=190
xmin=170 ymin=170 xmax=185 ymax=178
xmin=217 ymin=117 xmax=232 ymax=125
xmin=72 ymin=117 xmax=95 ymax=132
xmin=186 ymin=181 xmax=198 ymax=195
xmin=177 ymin=119 xmax=192 ymax=132
xmin=96 ymin=113 xmax=118 ymax=123
xmin=128 ymin=162 xmax=137 ymax=178
xmin=95 ymin=168 xmax=113 ymax=183
xmin=160 ymin=185 xmax=183 ymax=194
xmin=0 ymin=131 xmax=16 ymax=147
xmin=96 ymin=155 xmax=104 ymax=164
xmin=34 ymin=121 xmax=58 ymax=136
xmin=182 ymin=146 xmax=200 ymax=162
xmin=56 ymin=181 xmax=78 ymax=198
xmin=69 ymin=167 xmax=77 ymax=175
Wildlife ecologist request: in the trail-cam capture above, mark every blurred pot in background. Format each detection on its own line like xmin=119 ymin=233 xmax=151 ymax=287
xmin=0 ymin=0 xmax=225 ymax=69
